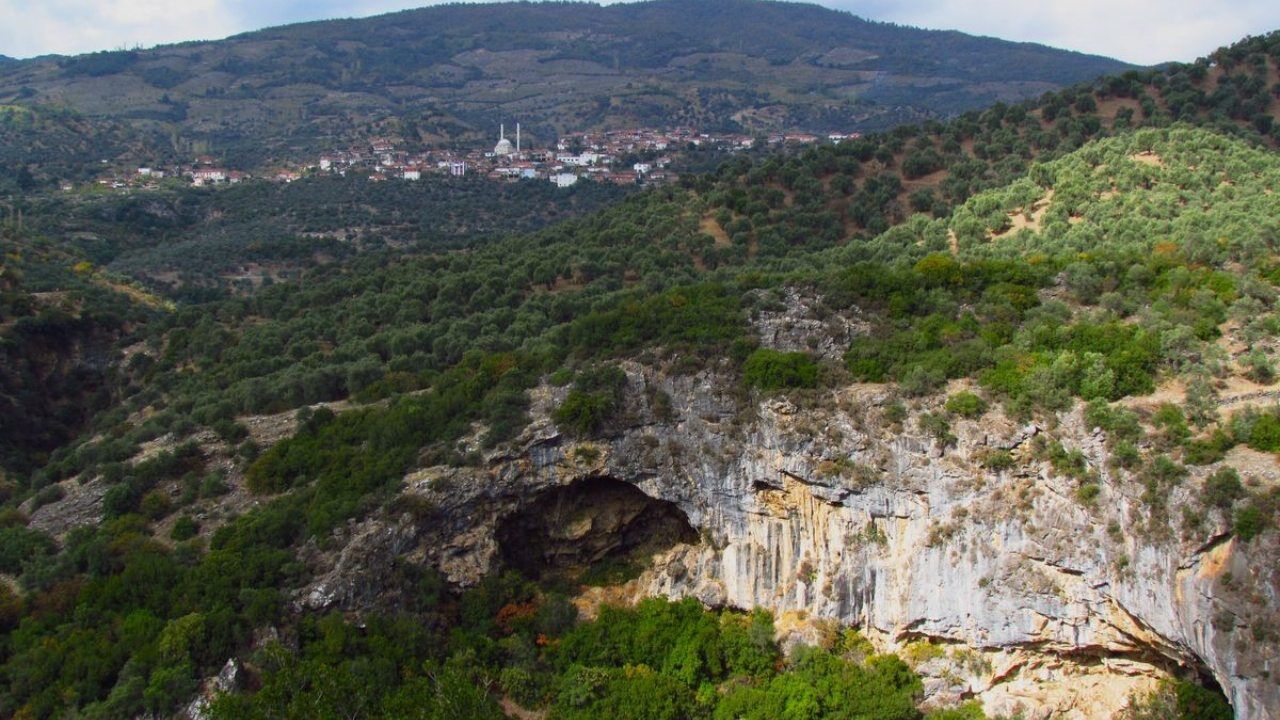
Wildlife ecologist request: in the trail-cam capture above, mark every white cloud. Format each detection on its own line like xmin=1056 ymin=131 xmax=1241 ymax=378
xmin=0 ymin=0 xmax=242 ymax=57
xmin=841 ymin=0 xmax=1280 ymax=64
xmin=0 ymin=0 xmax=1277 ymax=63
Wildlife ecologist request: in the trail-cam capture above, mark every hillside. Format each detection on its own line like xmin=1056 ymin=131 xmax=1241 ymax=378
xmin=2 ymin=27 xmax=1276 ymax=305
xmin=0 ymin=0 xmax=1130 ymax=167
xmin=5 ymin=28 xmax=1280 ymax=720
xmin=21 ymin=173 xmax=632 ymax=300
xmin=5 ymin=123 xmax=1279 ymax=720
xmin=0 ymin=105 xmax=160 ymax=191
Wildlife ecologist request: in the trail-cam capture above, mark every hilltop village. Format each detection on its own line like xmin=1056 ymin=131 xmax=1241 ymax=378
xmin=81 ymin=125 xmax=860 ymax=192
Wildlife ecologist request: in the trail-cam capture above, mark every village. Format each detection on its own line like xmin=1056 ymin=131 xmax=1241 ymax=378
xmin=79 ymin=125 xmax=861 ymax=193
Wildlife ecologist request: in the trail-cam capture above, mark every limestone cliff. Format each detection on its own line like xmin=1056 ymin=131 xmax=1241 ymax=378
xmin=298 ymin=362 xmax=1278 ymax=720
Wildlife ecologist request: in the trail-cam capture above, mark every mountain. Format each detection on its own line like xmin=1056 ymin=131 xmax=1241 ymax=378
xmin=5 ymin=26 xmax=1280 ymax=720
xmin=0 ymin=0 xmax=1131 ymax=166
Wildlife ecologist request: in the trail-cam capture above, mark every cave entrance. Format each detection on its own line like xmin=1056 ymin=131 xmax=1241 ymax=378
xmin=497 ymin=477 xmax=698 ymax=584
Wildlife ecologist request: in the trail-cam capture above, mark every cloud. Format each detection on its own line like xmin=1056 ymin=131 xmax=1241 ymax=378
xmin=0 ymin=0 xmax=1277 ymax=63
xmin=841 ymin=0 xmax=1280 ymax=64
xmin=0 ymin=0 xmax=243 ymax=57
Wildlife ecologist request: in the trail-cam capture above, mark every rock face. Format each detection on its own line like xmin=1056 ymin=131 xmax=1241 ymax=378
xmin=299 ymin=363 xmax=1279 ymax=720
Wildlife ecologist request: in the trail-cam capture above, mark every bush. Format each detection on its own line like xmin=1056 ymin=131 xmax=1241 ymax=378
xmin=1076 ymin=483 xmax=1102 ymax=505
xmin=1202 ymin=468 xmax=1245 ymax=510
xmin=0 ymin=525 xmax=55 ymax=575
xmin=979 ymin=449 xmax=1014 ymax=471
xmin=742 ymin=349 xmax=820 ymax=391
xmin=140 ymin=490 xmax=173 ymax=520
xmin=1234 ymin=504 xmax=1270 ymax=541
xmin=944 ymin=391 xmax=987 ymax=418
xmin=918 ymin=412 xmax=956 ymax=447
xmin=552 ymin=366 xmax=628 ymax=437
xmin=170 ymin=515 xmax=199 ymax=541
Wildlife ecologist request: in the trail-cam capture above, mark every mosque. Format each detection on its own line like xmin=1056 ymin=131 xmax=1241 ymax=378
xmin=494 ymin=123 xmax=521 ymax=156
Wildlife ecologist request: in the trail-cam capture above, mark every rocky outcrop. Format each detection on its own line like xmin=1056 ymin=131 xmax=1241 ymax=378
xmin=24 ymin=477 xmax=109 ymax=537
xmin=298 ymin=363 xmax=1278 ymax=720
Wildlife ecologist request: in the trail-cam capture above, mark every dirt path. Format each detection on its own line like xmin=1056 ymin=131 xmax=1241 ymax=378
xmin=700 ymin=215 xmax=731 ymax=248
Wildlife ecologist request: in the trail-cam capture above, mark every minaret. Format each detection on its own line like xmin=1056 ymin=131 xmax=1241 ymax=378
xmin=516 ymin=123 xmax=521 ymax=153
xmin=500 ymin=123 xmax=505 ymax=142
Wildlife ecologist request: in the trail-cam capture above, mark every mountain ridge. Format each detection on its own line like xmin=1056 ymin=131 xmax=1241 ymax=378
xmin=0 ymin=0 xmax=1132 ymax=166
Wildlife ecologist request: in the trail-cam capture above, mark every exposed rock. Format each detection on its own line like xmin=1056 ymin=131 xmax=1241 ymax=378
xmin=749 ymin=287 xmax=867 ymax=362
xmin=184 ymin=658 xmax=241 ymax=720
xmin=25 ymin=477 xmax=108 ymax=538
xmin=294 ymin=361 xmax=1278 ymax=719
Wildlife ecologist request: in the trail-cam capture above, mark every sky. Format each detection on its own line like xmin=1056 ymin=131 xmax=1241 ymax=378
xmin=0 ymin=0 xmax=1277 ymax=65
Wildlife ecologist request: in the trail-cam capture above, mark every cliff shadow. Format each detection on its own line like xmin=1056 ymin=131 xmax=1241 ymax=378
xmin=496 ymin=476 xmax=698 ymax=584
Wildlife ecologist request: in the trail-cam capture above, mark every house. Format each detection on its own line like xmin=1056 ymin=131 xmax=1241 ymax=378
xmin=191 ymin=168 xmax=227 ymax=185
xmin=403 ymin=169 xmax=422 ymax=181
xmin=633 ymin=162 xmax=652 ymax=175
xmin=449 ymin=161 xmax=467 ymax=177
xmin=551 ymin=173 xmax=578 ymax=188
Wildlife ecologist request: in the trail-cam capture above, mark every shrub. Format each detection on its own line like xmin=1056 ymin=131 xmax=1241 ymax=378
xmin=553 ymin=365 xmax=628 ymax=437
xmin=883 ymin=403 xmax=908 ymax=426
xmin=555 ymin=392 xmax=618 ymax=437
xmin=918 ymin=412 xmax=956 ymax=447
xmin=1183 ymin=429 xmax=1234 ymax=465
xmin=1202 ymin=468 xmax=1245 ymax=510
xmin=1234 ymin=504 xmax=1270 ymax=541
xmin=140 ymin=490 xmax=173 ymax=520
xmin=1076 ymin=483 xmax=1102 ymax=505
xmin=944 ymin=391 xmax=987 ymax=418
xmin=170 ymin=515 xmax=199 ymax=542
xmin=742 ymin=349 xmax=820 ymax=391
xmin=30 ymin=484 xmax=66 ymax=511
xmin=0 ymin=525 xmax=55 ymax=575
xmin=979 ymin=449 xmax=1014 ymax=471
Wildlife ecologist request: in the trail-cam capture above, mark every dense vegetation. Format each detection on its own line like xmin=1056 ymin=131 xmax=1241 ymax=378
xmin=20 ymin=174 xmax=629 ymax=299
xmin=0 ymin=234 xmax=158 ymax=474
xmin=0 ymin=0 xmax=1129 ymax=168
xmin=0 ymin=105 xmax=161 ymax=191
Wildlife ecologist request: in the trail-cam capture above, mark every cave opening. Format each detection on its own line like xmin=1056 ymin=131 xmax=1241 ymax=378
xmin=496 ymin=477 xmax=698 ymax=583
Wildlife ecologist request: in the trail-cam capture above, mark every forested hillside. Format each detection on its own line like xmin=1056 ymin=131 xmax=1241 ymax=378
xmin=0 ymin=105 xmax=161 ymax=191
xmin=2 ymin=123 xmax=1262 ymax=720
xmin=2 ymin=27 xmax=1280 ymax=720
xmin=0 ymin=0 xmax=1130 ymax=170
xmin=21 ymin=174 xmax=631 ymax=300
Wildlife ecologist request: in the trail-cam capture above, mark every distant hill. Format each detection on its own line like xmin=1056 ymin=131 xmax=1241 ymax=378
xmin=0 ymin=0 xmax=1131 ymax=166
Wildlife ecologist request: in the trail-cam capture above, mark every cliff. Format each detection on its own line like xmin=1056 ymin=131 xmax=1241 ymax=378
xmin=290 ymin=356 xmax=1278 ymax=720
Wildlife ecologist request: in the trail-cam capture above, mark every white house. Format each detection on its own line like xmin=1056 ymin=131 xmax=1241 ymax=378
xmin=403 ymin=169 xmax=421 ymax=181
xmin=551 ymin=173 xmax=578 ymax=188
xmin=191 ymin=168 xmax=227 ymax=186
